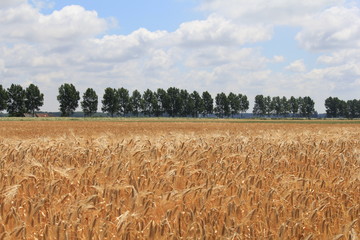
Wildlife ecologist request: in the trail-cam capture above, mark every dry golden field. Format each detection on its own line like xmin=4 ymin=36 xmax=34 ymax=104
xmin=0 ymin=121 xmax=359 ymax=239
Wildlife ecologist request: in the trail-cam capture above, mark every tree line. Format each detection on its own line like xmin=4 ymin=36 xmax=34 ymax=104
xmin=55 ymin=84 xmax=250 ymax=118
xmin=1 ymin=83 xmax=360 ymax=119
xmin=0 ymin=84 xmax=44 ymax=117
xmin=252 ymin=95 xmax=316 ymax=118
xmin=325 ymin=97 xmax=360 ymax=119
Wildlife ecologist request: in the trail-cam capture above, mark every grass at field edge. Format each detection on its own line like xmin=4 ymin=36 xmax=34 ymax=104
xmin=1 ymin=117 xmax=360 ymax=124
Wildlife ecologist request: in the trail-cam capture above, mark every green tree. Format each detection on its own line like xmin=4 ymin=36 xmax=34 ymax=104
xmin=346 ymin=100 xmax=355 ymax=119
xmin=299 ymin=96 xmax=315 ymax=118
xmin=81 ymin=88 xmax=98 ymax=117
xmin=325 ymin=97 xmax=343 ymax=118
xmin=215 ymin=92 xmax=230 ymax=118
xmin=166 ymin=87 xmax=181 ymax=117
xmin=281 ymin=96 xmax=290 ymax=117
xmin=289 ymin=96 xmax=299 ymax=117
xmin=239 ymin=94 xmax=249 ymax=118
xmin=117 ymin=87 xmax=130 ymax=116
xmin=25 ymin=84 xmax=44 ymax=116
xmin=272 ymin=96 xmax=282 ymax=117
xmin=7 ymin=84 xmax=26 ymax=117
xmin=298 ymin=97 xmax=304 ymax=117
xmin=264 ymin=96 xmax=273 ymax=116
xmin=180 ymin=89 xmax=192 ymax=117
xmin=57 ymin=83 xmax=80 ymax=117
xmin=356 ymin=100 xmax=360 ymax=118
xmin=190 ymin=91 xmax=204 ymax=117
xmin=155 ymin=88 xmax=168 ymax=117
xmin=102 ymin=88 xmax=119 ymax=117
xmin=338 ymin=100 xmax=348 ymax=118
xmin=0 ymin=85 xmax=8 ymax=112
xmin=228 ymin=92 xmax=241 ymax=117
xmin=202 ymin=91 xmax=213 ymax=117
xmin=253 ymin=95 xmax=266 ymax=117
xmin=142 ymin=89 xmax=155 ymax=117
xmin=152 ymin=95 xmax=161 ymax=117
xmin=130 ymin=90 xmax=142 ymax=116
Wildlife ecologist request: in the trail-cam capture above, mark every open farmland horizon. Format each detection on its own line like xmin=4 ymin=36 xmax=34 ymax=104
xmin=1 ymin=116 xmax=360 ymax=125
xmin=0 ymin=121 xmax=359 ymax=239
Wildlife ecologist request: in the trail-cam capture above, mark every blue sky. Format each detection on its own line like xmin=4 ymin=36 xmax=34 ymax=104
xmin=1 ymin=0 xmax=360 ymax=112
xmin=44 ymin=0 xmax=204 ymax=34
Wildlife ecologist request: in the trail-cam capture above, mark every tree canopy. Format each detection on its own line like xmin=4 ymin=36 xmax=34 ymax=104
xmin=7 ymin=84 xmax=26 ymax=117
xmin=57 ymin=83 xmax=80 ymax=117
xmin=0 ymin=85 xmax=8 ymax=112
xmin=102 ymin=88 xmax=119 ymax=117
xmin=81 ymin=88 xmax=98 ymax=117
xmin=25 ymin=84 xmax=44 ymax=116
xmin=130 ymin=90 xmax=142 ymax=116
xmin=3 ymin=83 xmax=360 ymax=119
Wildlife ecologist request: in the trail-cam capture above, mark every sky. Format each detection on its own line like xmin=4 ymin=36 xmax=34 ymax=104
xmin=1 ymin=0 xmax=360 ymax=113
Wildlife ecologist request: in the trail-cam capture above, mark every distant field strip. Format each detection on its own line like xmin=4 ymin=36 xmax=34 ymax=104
xmin=1 ymin=117 xmax=360 ymax=124
xmin=0 ymin=122 xmax=359 ymax=239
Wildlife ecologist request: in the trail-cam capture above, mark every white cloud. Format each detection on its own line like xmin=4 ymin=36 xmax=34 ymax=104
xmin=296 ymin=6 xmax=360 ymax=51
xmin=199 ymin=0 xmax=344 ymax=25
xmin=183 ymin=47 xmax=267 ymax=71
xmin=285 ymin=59 xmax=307 ymax=72
xmin=307 ymin=64 xmax=360 ymax=85
xmin=144 ymin=49 xmax=174 ymax=70
xmin=30 ymin=0 xmax=54 ymax=10
xmin=317 ymin=49 xmax=360 ymax=65
xmin=0 ymin=4 xmax=108 ymax=43
xmin=174 ymin=15 xmax=272 ymax=47
xmin=0 ymin=59 xmax=7 ymax=73
xmin=272 ymin=55 xmax=285 ymax=63
xmin=0 ymin=0 xmax=26 ymax=8
xmin=88 ymin=28 xmax=168 ymax=63
xmin=1 ymin=0 xmax=360 ymax=113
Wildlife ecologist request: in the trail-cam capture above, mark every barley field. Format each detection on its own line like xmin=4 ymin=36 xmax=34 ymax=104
xmin=0 ymin=121 xmax=359 ymax=239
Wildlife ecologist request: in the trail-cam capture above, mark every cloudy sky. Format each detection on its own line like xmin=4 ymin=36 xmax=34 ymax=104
xmin=1 ymin=0 xmax=360 ymax=112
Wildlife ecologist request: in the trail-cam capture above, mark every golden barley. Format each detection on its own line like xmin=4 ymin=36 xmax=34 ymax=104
xmin=0 ymin=121 xmax=359 ymax=239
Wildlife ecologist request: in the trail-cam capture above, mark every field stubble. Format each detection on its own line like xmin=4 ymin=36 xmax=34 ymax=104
xmin=0 ymin=121 xmax=359 ymax=239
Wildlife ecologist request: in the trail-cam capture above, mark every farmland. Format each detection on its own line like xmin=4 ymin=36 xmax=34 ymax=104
xmin=0 ymin=120 xmax=359 ymax=239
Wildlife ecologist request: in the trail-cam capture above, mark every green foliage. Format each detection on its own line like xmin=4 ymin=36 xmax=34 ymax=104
xmin=6 ymin=82 xmax=346 ymax=120
xmin=347 ymin=99 xmax=359 ymax=119
xmin=253 ymin=95 xmax=315 ymax=118
xmin=166 ymin=87 xmax=182 ymax=117
xmin=7 ymin=84 xmax=26 ymax=117
xmin=25 ymin=84 xmax=44 ymax=116
xmin=117 ymin=87 xmax=130 ymax=116
xmin=299 ymin=96 xmax=315 ymax=118
xmin=155 ymin=88 xmax=168 ymax=117
xmin=215 ymin=92 xmax=230 ymax=118
xmin=102 ymin=88 xmax=119 ymax=117
xmin=190 ymin=91 xmax=204 ymax=117
xmin=130 ymin=90 xmax=142 ymax=116
xmin=239 ymin=94 xmax=249 ymax=117
xmin=142 ymin=89 xmax=154 ymax=116
xmin=179 ymin=89 xmax=192 ymax=117
xmin=228 ymin=92 xmax=241 ymax=117
xmin=325 ymin=97 xmax=338 ymax=118
xmin=271 ymin=96 xmax=282 ymax=116
xmin=81 ymin=88 xmax=98 ymax=117
xmin=289 ymin=96 xmax=299 ymax=117
xmin=264 ymin=96 xmax=273 ymax=116
xmin=57 ymin=83 xmax=80 ymax=117
xmin=324 ymin=97 xmax=348 ymax=118
xmin=281 ymin=96 xmax=290 ymax=117
xmin=0 ymin=85 xmax=8 ymax=112
xmin=324 ymin=97 xmax=360 ymax=119
xmin=253 ymin=95 xmax=266 ymax=116
xmin=202 ymin=91 xmax=213 ymax=116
